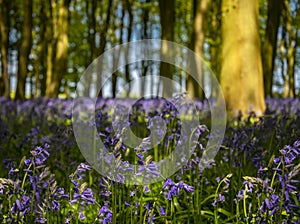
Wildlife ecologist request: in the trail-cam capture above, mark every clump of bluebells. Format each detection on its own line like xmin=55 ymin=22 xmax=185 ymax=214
xmin=0 ymin=144 xmax=112 ymax=223
xmin=0 ymin=144 xmax=67 ymax=223
xmin=234 ymin=140 xmax=300 ymax=223
xmin=0 ymin=97 xmax=300 ymax=223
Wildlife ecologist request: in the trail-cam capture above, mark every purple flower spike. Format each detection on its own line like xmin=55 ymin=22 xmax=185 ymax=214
xmin=160 ymin=206 xmax=166 ymax=216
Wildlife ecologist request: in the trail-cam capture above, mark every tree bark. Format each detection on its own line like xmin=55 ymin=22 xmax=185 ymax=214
xmin=124 ymin=0 xmax=133 ymax=97
xmin=83 ymin=0 xmax=97 ymax=96
xmin=220 ymin=0 xmax=265 ymax=116
xmin=0 ymin=0 xmax=10 ymax=97
xmin=140 ymin=0 xmax=151 ymax=97
xmin=111 ymin=1 xmax=124 ymax=98
xmin=284 ymin=0 xmax=297 ymax=98
xmin=208 ymin=0 xmax=222 ymax=98
xmin=46 ymin=0 xmax=71 ymax=97
xmin=45 ymin=0 xmax=56 ymax=97
xmin=15 ymin=0 xmax=33 ymax=100
xmin=158 ymin=0 xmax=175 ymax=97
xmin=35 ymin=1 xmax=47 ymax=97
xmin=96 ymin=0 xmax=113 ymax=98
xmin=187 ymin=0 xmax=210 ymax=100
xmin=262 ymin=0 xmax=283 ymax=97
xmin=281 ymin=0 xmax=298 ymax=98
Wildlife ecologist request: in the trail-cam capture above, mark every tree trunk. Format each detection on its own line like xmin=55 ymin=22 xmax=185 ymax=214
xmin=46 ymin=0 xmax=71 ymax=97
xmin=88 ymin=0 xmax=97 ymax=61
xmin=220 ymin=0 xmax=265 ymax=116
xmin=82 ymin=0 xmax=97 ymax=97
xmin=284 ymin=0 xmax=298 ymax=98
xmin=140 ymin=0 xmax=151 ymax=97
xmin=158 ymin=0 xmax=175 ymax=97
xmin=209 ymin=0 xmax=222 ymax=98
xmin=96 ymin=0 xmax=113 ymax=98
xmin=187 ymin=0 xmax=209 ymax=100
xmin=111 ymin=1 xmax=124 ymax=98
xmin=262 ymin=0 xmax=283 ymax=97
xmin=15 ymin=0 xmax=33 ymax=100
xmin=45 ymin=0 xmax=56 ymax=97
xmin=0 ymin=0 xmax=10 ymax=98
xmin=35 ymin=1 xmax=47 ymax=97
xmin=124 ymin=0 xmax=133 ymax=97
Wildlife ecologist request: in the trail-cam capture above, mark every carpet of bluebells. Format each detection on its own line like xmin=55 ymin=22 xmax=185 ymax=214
xmin=0 ymin=97 xmax=299 ymax=223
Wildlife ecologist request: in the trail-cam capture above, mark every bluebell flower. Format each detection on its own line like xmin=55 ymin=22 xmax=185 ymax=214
xmin=145 ymin=201 xmax=152 ymax=211
xmin=182 ymin=182 xmax=194 ymax=193
xmin=98 ymin=205 xmax=112 ymax=223
xmin=144 ymin=186 xmax=150 ymax=194
xmin=218 ymin=194 xmax=225 ymax=202
xmin=160 ymin=206 xmax=166 ymax=216
xmin=51 ymin=200 xmax=60 ymax=212
xmin=79 ymin=212 xmax=85 ymax=221
xmin=24 ymin=159 xmax=31 ymax=166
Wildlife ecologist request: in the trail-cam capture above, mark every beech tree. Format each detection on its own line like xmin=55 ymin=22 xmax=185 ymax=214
xmin=187 ymin=0 xmax=210 ymax=99
xmin=282 ymin=0 xmax=299 ymax=97
xmin=220 ymin=0 xmax=265 ymax=116
xmin=158 ymin=0 xmax=175 ymax=97
xmin=262 ymin=0 xmax=284 ymax=97
xmin=46 ymin=0 xmax=71 ymax=97
xmin=15 ymin=0 xmax=33 ymax=100
xmin=0 ymin=0 xmax=298 ymax=99
xmin=0 ymin=0 xmax=10 ymax=97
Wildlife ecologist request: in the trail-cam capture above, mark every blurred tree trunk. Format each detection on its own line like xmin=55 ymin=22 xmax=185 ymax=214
xmin=46 ymin=0 xmax=71 ymax=97
xmin=97 ymin=0 xmax=113 ymax=98
xmin=262 ymin=0 xmax=283 ymax=97
xmin=112 ymin=1 xmax=124 ymax=98
xmin=35 ymin=1 xmax=47 ymax=97
xmin=220 ymin=0 xmax=265 ymax=116
xmin=140 ymin=0 xmax=151 ymax=97
xmin=208 ymin=0 xmax=222 ymax=99
xmin=280 ymin=37 xmax=289 ymax=97
xmin=0 ymin=0 xmax=10 ymax=98
xmin=158 ymin=0 xmax=175 ymax=97
xmin=187 ymin=0 xmax=209 ymax=100
xmin=83 ymin=0 xmax=97 ymax=96
xmin=15 ymin=0 xmax=33 ymax=100
xmin=88 ymin=0 xmax=97 ymax=61
xmin=281 ymin=0 xmax=298 ymax=98
xmin=124 ymin=0 xmax=133 ymax=97
xmin=284 ymin=0 xmax=297 ymax=98
xmin=45 ymin=0 xmax=56 ymax=97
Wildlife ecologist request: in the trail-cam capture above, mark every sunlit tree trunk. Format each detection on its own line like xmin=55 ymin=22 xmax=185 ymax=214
xmin=262 ymin=0 xmax=283 ymax=97
xmin=187 ymin=0 xmax=209 ymax=100
xmin=0 ymin=0 xmax=10 ymax=98
xmin=279 ymin=35 xmax=288 ymax=97
xmin=281 ymin=0 xmax=299 ymax=98
xmin=35 ymin=1 xmax=47 ymax=97
xmin=284 ymin=0 xmax=297 ymax=98
xmin=159 ymin=0 xmax=175 ymax=97
xmin=46 ymin=0 xmax=71 ymax=97
xmin=220 ymin=0 xmax=265 ymax=116
xmin=45 ymin=0 xmax=56 ymax=97
xmin=15 ymin=0 xmax=33 ymax=100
